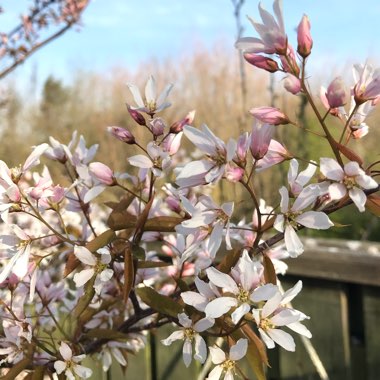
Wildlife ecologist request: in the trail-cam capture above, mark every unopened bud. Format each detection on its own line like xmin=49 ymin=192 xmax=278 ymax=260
xmin=250 ymin=107 xmax=290 ymax=125
xmin=150 ymin=117 xmax=166 ymax=137
xmin=243 ymin=54 xmax=279 ymax=73
xmin=89 ymin=162 xmax=115 ymax=185
xmin=107 ymin=126 xmax=136 ymax=144
xmin=283 ymin=75 xmax=302 ymax=95
xmin=250 ymin=122 xmax=274 ymax=160
xmin=127 ymin=105 xmax=146 ymax=126
xmin=225 ymin=165 xmax=244 ymax=182
xmin=297 ymin=15 xmax=313 ymax=58
xmin=325 ymin=77 xmax=347 ymax=108
xmin=170 ymin=110 xmax=196 ymax=134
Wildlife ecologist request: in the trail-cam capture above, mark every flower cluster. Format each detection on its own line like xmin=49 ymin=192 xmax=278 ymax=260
xmin=0 ymin=1 xmax=378 ymax=379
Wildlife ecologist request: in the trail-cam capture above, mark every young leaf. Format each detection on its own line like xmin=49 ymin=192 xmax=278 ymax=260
xmin=263 ymin=255 xmax=277 ymax=285
xmin=136 ymin=287 xmax=182 ymax=318
xmin=124 ymin=244 xmax=135 ymax=302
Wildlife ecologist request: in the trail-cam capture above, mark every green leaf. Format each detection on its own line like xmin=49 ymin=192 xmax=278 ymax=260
xmin=73 ymin=276 xmax=96 ymax=319
xmin=136 ymin=287 xmax=182 ymax=318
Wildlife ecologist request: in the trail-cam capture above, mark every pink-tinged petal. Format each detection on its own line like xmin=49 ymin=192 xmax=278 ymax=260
xmin=209 ymin=346 xmax=226 ymax=364
xmin=207 ymin=365 xmax=223 ymax=380
xmin=349 ymin=188 xmax=367 ymax=212
xmin=128 ymin=155 xmax=153 ymax=169
xmin=74 ymin=246 xmax=97 ymax=266
xmin=83 ymin=185 xmax=106 ymax=203
xmin=320 ymin=158 xmax=344 ymax=181
xmin=194 ymin=335 xmax=207 ymax=363
xmin=229 ymin=338 xmax=248 ymax=361
xmin=127 ymin=84 xmax=144 ymax=108
xmin=251 ymin=284 xmax=279 ymax=302
xmin=262 ymin=292 xmax=282 ymax=318
xmin=329 ymin=183 xmax=347 ymax=200
xmin=183 ymin=126 xmax=216 ymax=156
xmin=356 ymin=174 xmax=378 ymax=190
xmin=181 ymin=291 xmax=208 ymax=312
xmin=205 ymin=165 xmax=224 ymax=184
xmin=287 ymin=322 xmax=312 ymax=338
xmin=284 ymin=225 xmax=304 ymax=258
xmin=204 ymin=297 xmax=238 ymax=319
xmin=270 ymin=309 xmax=301 ymax=326
xmin=73 ymin=268 xmax=95 ymax=288
xmin=54 ymin=361 xmax=66 ymax=374
xmin=206 ymin=267 xmax=238 ymax=294
xmin=279 ymin=186 xmax=289 ymax=213
xmin=288 ymin=159 xmax=299 ymax=185
xmin=11 ymin=225 xmax=29 ymax=241
xmin=296 ymin=211 xmax=333 ymax=230
xmin=194 ymin=317 xmax=215 ymax=332
xmin=178 ymin=313 xmax=192 ymax=328
xmin=281 ymin=280 xmax=302 ymax=304
xmin=273 ymin=214 xmax=285 ymax=233
xmin=23 ymin=143 xmax=49 ymax=171
xmin=267 ymin=329 xmax=295 ymax=351
xmin=183 ymin=339 xmax=192 ymax=368
xmin=59 ymin=342 xmax=73 ymax=361
xmin=258 ymin=328 xmax=275 ymax=349
xmin=231 ymin=303 xmax=251 ymax=324
xmin=161 ymin=330 xmax=184 ymax=346
xmin=297 ymin=163 xmax=317 ymax=187
xmin=344 ymin=161 xmax=361 ymax=176
xmin=176 ymin=160 xmax=213 ymax=184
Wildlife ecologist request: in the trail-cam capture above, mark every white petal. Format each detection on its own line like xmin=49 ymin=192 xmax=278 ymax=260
xmin=194 ymin=335 xmax=207 ymax=363
xmin=73 ymin=268 xmax=95 ymax=287
xmin=273 ymin=214 xmax=285 ymax=233
xmin=349 ymin=188 xmax=367 ymax=212
xmin=251 ymin=284 xmax=278 ymax=302
xmin=54 ymin=361 xmax=66 ymax=374
xmin=161 ymin=330 xmax=184 ymax=346
xmin=207 ymin=365 xmax=223 ymax=380
xmin=99 ymin=269 xmax=113 ymax=282
xmin=206 ymin=267 xmax=238 ymax=293
xmin=23 ymin=143 xmax=49 ymax=171
xmin=209 ymin=346 xmax=226 ymax=364
xmin=74 ymin=364 xmax=93 ymax=379
xmin=74 ymin=246 xmax=97 ymax=266
xmin=259 ymin=328 xmax=275 ymax=349
xmin=292 ymin=185 xmax=320 ymax=211
xmin=127 ymin=83 xmax=145 ymax=108
xmin=262 ymin=292 xmax=282 ymax=318
xmin=12 ymin=245 xmax=31 ymax=279
xmin=231 ymin=303 xmax=251 ymax=324
xmin=181 ymin=291 xmax=208 ymax=312
xmin=229 ymin=338 xmax=248 ymax=361
xmin=205 ymin=297 xmax=238 ymax=319
xmin=183 ymin=126 xmax=216 ymax=155
xmin=208 ymin=222 xmax=224 ymax=258
xmin=128 ymin=155 xmax=153 ymax=169
xmin=178 ymin=313 xmax=192 ymax=328
xmin=59 ymin=342 xmax=73 ymax=361
xmin=267 ymin=328 xmax=295 ymax=351
xmin=83 ymin=185 xmax=105 ymax=203
xmin=344 ymin=161 xmax=361 ymax=176
xmin=279 ymin=186 xmax=289 ymax=213
xmin=281 ymin=280 xmax=302 ymax=304
xmin=145 ymin=75 xmax=156 ymax=103
xmin=284 ymin=225 xmax=304 ymax=258
xmin=320 ymin=158 xmax=344 ymax=181
xmin=270 ymin=309 xmax=301 ymax=326
xmin=183 ymin=339 xmax=192 ymax=367
xmin=329 ymin=183 xmax=347 ymax=200
xmin=194 ymin=317 xmax=215 ymax=332
xmin=287 ymin=322 xmax=312 ymax=338
xmin=296 ymin=211 xmax=333 ymax=230
xmin=287 ymin=159 xmax=299 ymax=185
xmin=356 ymin=174 xmax=378 ymax=190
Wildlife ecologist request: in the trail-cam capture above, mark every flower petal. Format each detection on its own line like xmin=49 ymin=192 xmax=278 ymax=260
xmin=229 ymin=338 xmax=248 ymax=361
xmin=349 ymin=188 xmax=367 ymax=212
xmin=205 ymin=297 xmax=237 ymax=319
xmin=206 ymin=267 xmax=238 ymax=294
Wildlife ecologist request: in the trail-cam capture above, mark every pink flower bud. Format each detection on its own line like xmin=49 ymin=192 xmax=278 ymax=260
xmin=170 ymin=110 xmax=196 ymax=134
xmin=225 ymin=165 xmax=244 ymax=182
xmin=150 ymin=117 xmax=166 ymax=136
xmin=236 ymin=132 xmax=249 ymax=163
xmin=127 ymin=105 xmax=146 ymax=126
xmin=243 ymin=53 xmax=279 ymax=73
xmin=250 ymin=107 xmax=290 ymax=125
xmin=325 ymin=77 xmax=347 ymax=108
xmin=89 ymin=162 xmax=115 ymax=185
xmin=250 ymin=122 xmax=274 ymax=160
xmin=280 ymin=45 xmax=300 ymax=76
xmin=297 ymin=15 xmax=313 ymax=58
xmin=107 ymin=126 xmax=135 ymax=144
xmin=283 ymin=75 xmax=302 ymax=95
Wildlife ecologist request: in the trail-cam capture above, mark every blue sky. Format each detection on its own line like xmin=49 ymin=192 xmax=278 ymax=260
xmin=2 ymin=0 xmax=380 ymax=87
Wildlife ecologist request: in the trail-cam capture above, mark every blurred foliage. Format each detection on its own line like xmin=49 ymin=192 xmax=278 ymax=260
xmin=0 ymin=46 xmax=379 ymax=241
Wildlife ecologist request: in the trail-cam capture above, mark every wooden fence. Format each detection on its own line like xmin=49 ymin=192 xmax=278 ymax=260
xmin=90 ymin=238 xmax=380 ymax=380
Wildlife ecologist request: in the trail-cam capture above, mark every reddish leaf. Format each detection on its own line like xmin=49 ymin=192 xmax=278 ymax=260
xmin=217 ymin=248 xmax=242 ymax=274
xmin=333 ymin=141 xmax=363 ymax=165
xmin=124 ymin=244 xmax=135 ymax=302
xmin=366 ymin=193 xmax=380 ymax=216
xmin=263 ymin=255 xmax=277 ymax=285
